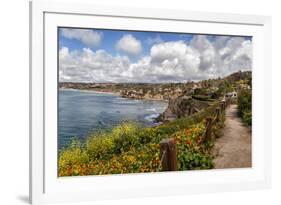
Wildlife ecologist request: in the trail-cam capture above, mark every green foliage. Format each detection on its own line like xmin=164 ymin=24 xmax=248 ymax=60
xmin=59 ymin=139 xmax=90 ymax=175
xmin=192 ymin=95 xmax=210 ymax=101
xmin=215 ymin=81 xmax=235 ymax=97
xmin=194 ymin=88 xmax=208 ymax=95
xmin=174 ymin=123 xmax=214 ymax=170
xmin=238 ymin=89 xmax=252 ymax=126
xmin=242 ymin=110 xmax=252 ymax=126
xmin=178 ymin=150 xmax=213 ymax=170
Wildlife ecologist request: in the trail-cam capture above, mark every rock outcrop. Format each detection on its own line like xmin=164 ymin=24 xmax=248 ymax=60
xmin=157 ymin=95 xmax=211 ymax=122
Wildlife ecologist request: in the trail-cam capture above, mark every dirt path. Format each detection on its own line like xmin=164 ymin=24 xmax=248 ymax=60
xmin=212 ymin=104 xmax=252 ymax=169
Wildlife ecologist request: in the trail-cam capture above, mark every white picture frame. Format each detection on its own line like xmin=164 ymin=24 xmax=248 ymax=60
xmin=30 ymin=1 xmax=272 ymax=204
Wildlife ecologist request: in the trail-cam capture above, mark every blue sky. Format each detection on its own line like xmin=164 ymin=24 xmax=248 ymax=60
xmin=59 ymin=28 xmax=197 ymax=61
xmin=58 ymin=27 xmax=252 ymax=83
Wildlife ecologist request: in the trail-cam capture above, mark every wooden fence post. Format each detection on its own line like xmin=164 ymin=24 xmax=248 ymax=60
xmin=160 ymin=138 xmax=177 ymax=171
xmin=226 ymin=99 xmax=230 ymax=107
xmin=205 ymin=117 xmax=213 ymax=142
xmin=220 ymin=101 xmax=225 ymax=112
xmin=215 ymin=107 xmax=221 ymax=123
xmin=188 ymin=104 xmax=193 ymax=115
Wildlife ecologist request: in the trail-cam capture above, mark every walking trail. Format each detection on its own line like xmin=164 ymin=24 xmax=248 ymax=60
xmin=212 ymin=104 xmax=252 ymax=169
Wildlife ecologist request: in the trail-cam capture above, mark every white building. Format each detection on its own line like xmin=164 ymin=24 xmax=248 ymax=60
xmin=224 ymin=92 xmax=238 ymax=99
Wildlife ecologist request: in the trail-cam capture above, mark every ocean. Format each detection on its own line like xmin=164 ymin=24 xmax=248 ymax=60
xmin=58 ymin=89 xmax=168 ymax=149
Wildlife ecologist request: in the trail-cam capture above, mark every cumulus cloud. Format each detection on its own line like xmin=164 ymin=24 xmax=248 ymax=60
xmin=59 ymin=47 xmax=131 ymax=82
xmin=59 ymin=35 xmax=252 ymax=83
xmin=61 ymin=28 xmax=102 ymax=47
xmin=116 ymin=34 xmax=142 ymax=56
xmin=146 ymin=35 xmax=163 ymax=45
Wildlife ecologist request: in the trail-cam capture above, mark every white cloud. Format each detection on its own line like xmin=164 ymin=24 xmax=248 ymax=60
xmin=59 ymin=47 xmax=131 ymax=82
xmin=61 ymin=28 xmax=102 ymax=47
xmin=146 ymin=35 xmax=163 ymax=45
xmin=59 ymin=35 xmax=252 ymax=83
xmin=116 ymin=34 xmax=142 ymax=56
xmin=146 ymin=41 xmax=201 ymax=81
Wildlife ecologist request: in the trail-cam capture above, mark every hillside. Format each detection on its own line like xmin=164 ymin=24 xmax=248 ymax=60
xmin=59 ymin=71 xmax=251 ymax=101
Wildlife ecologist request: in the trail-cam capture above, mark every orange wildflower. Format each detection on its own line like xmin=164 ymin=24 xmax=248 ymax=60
xmin=186 ymin=140 xmax=191 ymax=145
xmin=185 ymin=129 xmax=190 ymax=136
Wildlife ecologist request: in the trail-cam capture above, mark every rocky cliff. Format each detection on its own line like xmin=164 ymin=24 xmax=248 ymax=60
xmin=156 ymin=96 xmax=212 ymax=122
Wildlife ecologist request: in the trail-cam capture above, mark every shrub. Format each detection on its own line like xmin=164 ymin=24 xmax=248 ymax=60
xmin=242 ymin=110 xmax=252 ymax=126
xmin=194 ymin=88 xmax=208 ymax=95
xmin=85 ymin=122 xmax=140 ymax=160
xmin=174 ymin=123 xmax=214 ymax=170
xmin=111 ymin=123 xmax=141 ymax=153
xmin=59 ymin=140 xmax=90 ymax=176
xmin=192 ymin=95 xmax=210 ymax=101
xmin=238 ymin=89 xmax=252 ymax=126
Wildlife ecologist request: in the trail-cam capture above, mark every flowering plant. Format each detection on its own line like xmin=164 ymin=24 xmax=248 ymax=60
xmin=174 ymin=122 xmax=213 ymax=170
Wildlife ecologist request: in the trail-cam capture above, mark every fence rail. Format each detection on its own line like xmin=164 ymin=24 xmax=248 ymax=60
xmin=159 ymin=99 xmax=230 ymax=171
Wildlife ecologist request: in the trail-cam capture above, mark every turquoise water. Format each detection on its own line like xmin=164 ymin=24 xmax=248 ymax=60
xmin=58 ymin=89 xmax=168 ymax=149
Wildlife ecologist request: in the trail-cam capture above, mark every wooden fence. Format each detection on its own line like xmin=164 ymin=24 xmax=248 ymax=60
xmin=159 ymin=99 xmax=229 ymax=171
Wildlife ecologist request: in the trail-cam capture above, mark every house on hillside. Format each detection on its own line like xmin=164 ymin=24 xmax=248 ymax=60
xmin=224 ymin=92 xmax=238 ymax=99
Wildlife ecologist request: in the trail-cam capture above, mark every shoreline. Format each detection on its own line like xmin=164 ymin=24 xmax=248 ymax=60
xmin=59 ymin=87 xmax=169 ymax=102
xmin=59 ymin=88 xmax=120 ymax=96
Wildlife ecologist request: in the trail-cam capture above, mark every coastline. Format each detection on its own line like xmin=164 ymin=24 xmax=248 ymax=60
xmin=59 ymin=88 xmax=120 ymax=96
xmin=59 ymin=87 xmax=168 ymax=102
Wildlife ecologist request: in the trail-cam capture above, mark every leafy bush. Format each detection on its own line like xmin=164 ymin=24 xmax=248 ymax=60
xmin=174 ymin=123 xmax=214 ymax=170
xmin=238 ymin=89 xmax=252 ymax=126
xmin=193 ymin=88 xmax=208 ymax=95
xmin=58 ymin=140 xmax=90 ymax=176
xmin=192 ymin=95 xmax=210 ymax=101
xmin=242 ymin=110 xmax=252 ymax=126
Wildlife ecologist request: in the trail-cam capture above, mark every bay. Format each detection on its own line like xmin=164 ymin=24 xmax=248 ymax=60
xmin=58 ymin=89 xmax=168 ymax=149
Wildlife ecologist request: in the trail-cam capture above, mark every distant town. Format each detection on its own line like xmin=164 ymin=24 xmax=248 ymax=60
xmin=59 ymin=71 xmax=251 ymax=101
